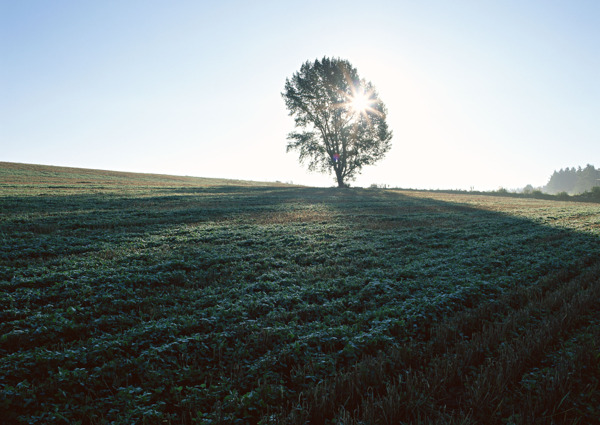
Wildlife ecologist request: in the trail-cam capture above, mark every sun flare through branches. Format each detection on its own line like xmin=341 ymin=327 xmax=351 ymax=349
xmin=348 ymin=87 xmax=374 ymax=116
xmin=283 ymin=57 xmax=392 ymax=187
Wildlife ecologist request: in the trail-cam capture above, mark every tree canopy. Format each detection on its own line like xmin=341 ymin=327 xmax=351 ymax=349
xmin=545 ymin=164 xmax=600 ymax=194
xmin=282 ymin=57 xmax=392 ymax=187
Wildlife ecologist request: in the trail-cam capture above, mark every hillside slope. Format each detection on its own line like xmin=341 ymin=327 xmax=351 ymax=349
xmin=0 ymin=162 xmax=292 ymax=192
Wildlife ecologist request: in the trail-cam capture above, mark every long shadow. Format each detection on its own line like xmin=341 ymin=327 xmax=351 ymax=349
xmin=1 ymin=186 xmax=600 ymax=423
xmin=2 ymin=186 xmax=599 ymax=284
xmin=2 ymin=186 xmax=599 ymax=295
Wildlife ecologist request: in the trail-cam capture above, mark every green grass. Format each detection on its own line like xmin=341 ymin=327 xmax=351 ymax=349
xmin=1 ymin=163 xmax=600 ymax=424
xmin=0 ymin=162 xmax=292 ymax=196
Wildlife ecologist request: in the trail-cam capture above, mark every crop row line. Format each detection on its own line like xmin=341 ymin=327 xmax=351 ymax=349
xmin=278 ymin=259 xmax=600 ymax=424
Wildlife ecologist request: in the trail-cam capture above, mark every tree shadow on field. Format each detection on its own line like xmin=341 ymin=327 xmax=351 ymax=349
xmin=2 ymin=186 xmax=599 ymax=293
xmin=1 ymin=186 xmax=600 ymax=424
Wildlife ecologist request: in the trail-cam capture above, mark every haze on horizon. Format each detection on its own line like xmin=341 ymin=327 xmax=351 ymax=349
xmin=1 ymin=1 xmax=599 ymax=191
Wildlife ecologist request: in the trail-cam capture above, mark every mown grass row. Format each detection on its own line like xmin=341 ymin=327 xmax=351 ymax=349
xmin=282 ymin=258 xmax=600 ymax=424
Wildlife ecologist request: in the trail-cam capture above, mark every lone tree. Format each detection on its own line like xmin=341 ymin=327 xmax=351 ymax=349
xmin=282 ymin=57 xmax=393 ymax=188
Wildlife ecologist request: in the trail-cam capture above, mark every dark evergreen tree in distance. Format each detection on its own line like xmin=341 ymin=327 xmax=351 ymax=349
xmin=282 ymin=57 xmax=393 ymax=188
xmin=574 ymin=164 xmax=600 ymax=194
xmin=545 ymin=164 xmax=600 ymax=194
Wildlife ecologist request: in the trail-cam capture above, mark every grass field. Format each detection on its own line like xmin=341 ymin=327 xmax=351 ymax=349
xmin=1 ymin=163 xmax=600 ymax=424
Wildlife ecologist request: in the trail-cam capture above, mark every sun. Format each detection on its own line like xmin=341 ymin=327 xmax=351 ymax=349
xmin=348 ymin=88 xmax=374 ymax=116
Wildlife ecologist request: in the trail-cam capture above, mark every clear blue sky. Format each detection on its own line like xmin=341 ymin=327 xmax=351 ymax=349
xmin=2 ymin=0 xmax=599 ymax=190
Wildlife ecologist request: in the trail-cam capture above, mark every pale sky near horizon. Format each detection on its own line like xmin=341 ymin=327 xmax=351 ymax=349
xmin=2 ymin=1 xmax=599 ymax=190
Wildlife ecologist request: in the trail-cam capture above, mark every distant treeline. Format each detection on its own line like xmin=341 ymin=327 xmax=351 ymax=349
xmin=544 ymin=164 xmax=600 ymax=195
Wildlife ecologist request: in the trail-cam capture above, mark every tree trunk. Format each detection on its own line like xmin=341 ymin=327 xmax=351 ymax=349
xmin=335 ymin=170 xmax=346 ymax=188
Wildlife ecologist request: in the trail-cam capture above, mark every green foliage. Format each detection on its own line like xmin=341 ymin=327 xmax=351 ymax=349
xmin=2 ymin=164 xmax=600 ymax=423
xmin=282 ymin=57 xmax=392 ymax=188
xmin=576 ymin=185 xmax=600 ymax=203
xmin=545 ymin=164 xmax=600 ymax=195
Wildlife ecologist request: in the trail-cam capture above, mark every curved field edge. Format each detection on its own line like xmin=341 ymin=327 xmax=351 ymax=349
xmin=0 ymin=162 xmax=294 ymax=195
xmin=1 ymin=173 xmax=599 ymax=424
